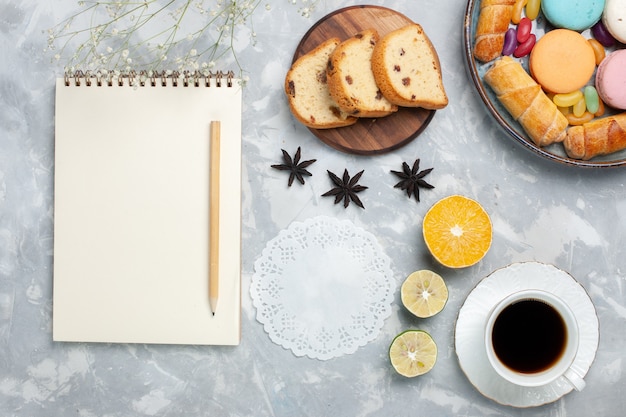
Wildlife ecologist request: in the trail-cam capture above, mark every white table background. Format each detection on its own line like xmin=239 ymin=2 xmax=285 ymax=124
xmin=1 ymin=0 xmax=625 ymax=415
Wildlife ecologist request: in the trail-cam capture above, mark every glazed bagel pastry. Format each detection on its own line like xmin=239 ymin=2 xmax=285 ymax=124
xmin=474 ymin=0 xmax=516 ymax=62
xmin=564 ymin=113 xmax=626 ymax=160
xmin=483 ymin=56 xmax=568 ymax=147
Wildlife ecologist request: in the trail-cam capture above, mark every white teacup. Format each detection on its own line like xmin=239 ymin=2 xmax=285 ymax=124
xmin=484 ymin=289 xmax=586 ymax=391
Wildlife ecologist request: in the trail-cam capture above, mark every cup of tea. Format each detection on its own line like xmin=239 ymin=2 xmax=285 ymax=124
xmin=484 ymin=289 xmax=586 ymax=390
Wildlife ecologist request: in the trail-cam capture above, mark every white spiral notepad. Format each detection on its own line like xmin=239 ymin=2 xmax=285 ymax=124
xmin=53 ymin=71 xmax=242 ymax=345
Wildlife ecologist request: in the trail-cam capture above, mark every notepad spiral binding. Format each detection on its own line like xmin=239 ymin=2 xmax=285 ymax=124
xmin=64 ymin=70 xmax=235 ymax=88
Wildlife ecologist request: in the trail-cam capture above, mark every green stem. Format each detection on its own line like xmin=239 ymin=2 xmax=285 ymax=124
xmin=50 ymin=0 xmax=265 ymax=74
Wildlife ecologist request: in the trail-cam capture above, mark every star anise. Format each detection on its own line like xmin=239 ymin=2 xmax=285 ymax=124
xmin=322 ymin=169 xmax=368 ymax=209
xmin=391 ymin=159 xmax=434 ymax=202
xmin=271 ymin=147 xmax=316 ymax=186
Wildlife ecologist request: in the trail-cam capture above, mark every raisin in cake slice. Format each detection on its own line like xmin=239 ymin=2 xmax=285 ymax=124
xmin=326 ymin=29 xmax=398 ymax=118
xmin=371 ymin=24 xmax=448 ymax=109
xmin=285 ymin=38 xmax=357 ymax=129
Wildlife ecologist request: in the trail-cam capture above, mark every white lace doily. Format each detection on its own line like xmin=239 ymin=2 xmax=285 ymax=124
xmin=251 ymin=216 xmax=396 ymax=360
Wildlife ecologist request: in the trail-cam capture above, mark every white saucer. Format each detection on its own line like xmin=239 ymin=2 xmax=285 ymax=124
xmin=455 ymin=262 xmax=599 ymax=408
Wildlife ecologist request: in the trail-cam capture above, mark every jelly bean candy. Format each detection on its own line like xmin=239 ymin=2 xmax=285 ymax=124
xmin=587 ymin=39 xmax=606 ymax=65
xmin=513 ymin=34 xmax=536 ymax=58
xmin=566 ymin=111 xmax=594 ymax=126
xmin=592 ymin=21 xmax=615 ymax=47
xmin=553 ymin=90 xmax=584 ymax=108
xmin=517 ymin=17 xmax=532 ymax=43
xmin=525 ymin=0 xmax=541 ymax=20
xmin=584 ymin=86 xmax=600 ymax=114
xmin=595 ymin=97 xmax=605 ymax=117
xmin=512 ymin=0 xmax=527 ymax=24
xmin=557 ymin=105 xmax=570 ymax=116
xmin=573 ymin=97 xmax=587 ymax=117
xmin=502 ymin=28 xmax=517 ymax=56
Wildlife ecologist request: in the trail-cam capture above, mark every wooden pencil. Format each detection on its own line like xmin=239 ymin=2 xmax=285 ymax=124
xmin=209 ymin=121 xmax=220 ymax=315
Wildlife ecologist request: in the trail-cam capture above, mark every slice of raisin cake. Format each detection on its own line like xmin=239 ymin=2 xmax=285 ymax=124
xmin=326 ymin=29 xmax=398 ymax=118
xmin=284 ymin=38 xmax=357 ymax=129
xmin=371 ymin=24 xmax=448 ymax=109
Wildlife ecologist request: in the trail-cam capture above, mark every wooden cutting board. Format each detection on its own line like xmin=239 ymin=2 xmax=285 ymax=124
xmin=293 ymin=6 xmax=436 ymax=155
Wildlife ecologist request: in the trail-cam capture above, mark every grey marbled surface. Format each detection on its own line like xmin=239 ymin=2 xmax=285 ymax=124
xmin=1 ymin=0 xmax=626 ymax=415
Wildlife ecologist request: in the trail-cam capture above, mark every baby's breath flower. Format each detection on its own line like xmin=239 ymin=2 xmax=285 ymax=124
xmin=47 ymin=0 xmax=319 ymax=77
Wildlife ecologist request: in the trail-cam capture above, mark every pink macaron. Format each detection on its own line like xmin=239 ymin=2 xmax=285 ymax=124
xmin=596 ymin=49 xmax=626 ymax=110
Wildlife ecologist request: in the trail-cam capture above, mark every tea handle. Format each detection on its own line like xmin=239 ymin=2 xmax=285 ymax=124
xmin=564 ymin=368 xmax=586 ymax=391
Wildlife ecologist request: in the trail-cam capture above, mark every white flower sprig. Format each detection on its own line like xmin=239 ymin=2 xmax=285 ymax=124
xmin=46 ymin=0 xmax=324 ymax=77
xmin=289 ymin=0 xmax=321 ymax=18
xmin=47 ymin=0 xmax=265 ymax=76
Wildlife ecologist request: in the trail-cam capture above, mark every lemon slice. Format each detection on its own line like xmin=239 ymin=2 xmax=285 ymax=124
xmin=422 ymin=195 xmax=492 ymax=268
xmin=401 ymin=270 xmax=448 ymax=318
xmin=389 ymin=330 xmax=437 ymax=377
